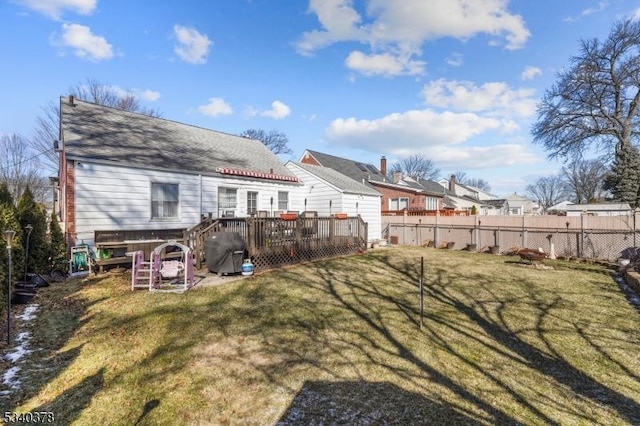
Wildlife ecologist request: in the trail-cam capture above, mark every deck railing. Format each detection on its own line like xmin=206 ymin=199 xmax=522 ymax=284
xmin=191 ymin=215 xmax=368 ymax=270
xmin=93 ymin=215 xmax=369 ymax=272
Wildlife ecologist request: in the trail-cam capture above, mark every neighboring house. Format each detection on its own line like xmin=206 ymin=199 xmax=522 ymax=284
xmin=547 ymin=200 xmax=573 ymax=215
xmin=369 ymin=174 xmax=446 ymax=212
xmin=504 ymin=193 xmax=535 ymax=215
xmin=299 ymin=149 xmax=386 ymax=188
xmin=437 ymin=175 xmax=505 ymax=215
xmin=565 ymin=203 xmax=633 ymax=217
xmin=300 ymin=151 xmax=447 ymax=212
xmin=58 ymin=95 xmax=302 ymax=251
xmin=438 ymin=175 xmax=498 ymax=201
xmin=373 ymin=180 xmax=445 ymax=212
xmin=483 ymin=199 xmax=510 ymax=215
xmin=285 ymin=162 xmax=382 ymax=241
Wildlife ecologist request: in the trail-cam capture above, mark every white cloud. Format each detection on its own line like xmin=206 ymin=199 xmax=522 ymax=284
xmin=421 ymin=79 xmax=537 ymax=118
xmin=296 ymin=0 xmax=530 ymax=76
xmin=520 ymin=66 xmax=542 ymax=80
xmin=246 ymin=101 xmax=291 ymax=119
xmin=446 ymin=52 xmax=463 ymax=67
xmin=428 ymin=143 xmax=540 ymax=169
xmin=55 ymin=23 xmax=113 ymax=61
xmin=345 ymin=50 xmax=425 ymax=76
xmin=326 ymin=109 xmax=503 ymax=153
xmin=136 ymin=89 xmax=161 ymax=102
xmin=173 ymin=25 xmax=211 ymax=65
xmin=14 ymin=0 xmax=96 ymax=19
xmin=325 ymin=103 xmax=541 ymax=170
xmin=261 ymin=101 xmax=291 ymax=119
xmin=198 ymin=98 xmax=232 ymax=117
xmin=633 ymin=8 xmax=640 ymax=21
xmin=563 ymin=1 xmax=609 ymax=22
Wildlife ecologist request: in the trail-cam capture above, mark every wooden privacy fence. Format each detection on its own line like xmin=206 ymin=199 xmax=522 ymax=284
xmin=383 ymin=216 xmax=640 ymax=261
xmin=190 ymin=216 xmax=368 ymax=270
xmin=382 ymin=209 xmax=470 ymax=217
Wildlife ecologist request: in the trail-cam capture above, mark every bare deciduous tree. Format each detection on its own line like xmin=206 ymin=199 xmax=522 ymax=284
xmin=389 ymin=155 xmax=440 ymax=180
xmin=532 ymin=19 xmax=640 ymax=160
xmin=69 ymin=79 xmax=161 ymax=117
xmin=240 ymin=129 xmax=292 ymax=155
xmin=526 ymin=175 xmax=570 ymax=213
xmin=31 ymin=78 xmax=162 ymax=173
xmin=0 ymin=134 xmax=49 ymax=203
xmin=465 ymin=178 xmax=491 ymax=192
xmin=562 ymin=158 xmax=608 ymax=203
xmin=453 ymin=171 xmax=491 ymax=192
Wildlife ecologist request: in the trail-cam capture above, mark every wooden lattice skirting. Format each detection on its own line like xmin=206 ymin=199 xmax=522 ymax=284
xmin=250 ymin=238 xmax=364 ymax=270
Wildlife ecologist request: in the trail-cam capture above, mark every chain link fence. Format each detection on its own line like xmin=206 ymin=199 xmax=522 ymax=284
xmin=384 ymin=223 xmax=639 ymax=262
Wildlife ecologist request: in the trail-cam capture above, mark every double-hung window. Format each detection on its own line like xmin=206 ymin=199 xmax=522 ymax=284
xmin=426 ymin=196 xmax=438 ymax=210
xmin=389 ymin=197 xmax=409 ymax=210
xmin=247 ymin=191 xmax=258 ymax=215
xmin=151 ymin=183 xmax=179 ymax=219
xmin=277 ymin=191 xmax=288 ymax=211
xmin=218 ymin=187 xmax=238 ymax=217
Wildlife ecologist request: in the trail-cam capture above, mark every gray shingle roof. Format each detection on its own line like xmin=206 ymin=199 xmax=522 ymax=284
xmin=304 ymin=149 xmax=385 ymax=186
xmin=291 ymin=162 xmax=381 ymax=196
xmin=418 ymin=179 xmax=451 ymax=195
xmin=60 ymin=96 xmax=296 ymax=180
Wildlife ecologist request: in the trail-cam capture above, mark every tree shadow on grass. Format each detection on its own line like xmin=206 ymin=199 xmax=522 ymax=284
xmin=27 ymin=367 xmax=105 ymax=425
xmin=302 ymin=259 xmax=523 ymax=425
xmin=370 ymin=252 xmax=640 ymax=425
xmin=277 ymin=380 xmax=483 ymax=426
xmin=0 ymin=278 xmax=107 ymax=415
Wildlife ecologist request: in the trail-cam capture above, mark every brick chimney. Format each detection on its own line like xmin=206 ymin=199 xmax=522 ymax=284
xmin=449 ymin=174 xmax=456 ymax=192
xmin=380 ymin=156 xmax=387 ymax=177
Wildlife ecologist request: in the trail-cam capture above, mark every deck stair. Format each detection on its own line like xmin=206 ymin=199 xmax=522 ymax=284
xmin=184 ymin=218 xmax=222 ymax=269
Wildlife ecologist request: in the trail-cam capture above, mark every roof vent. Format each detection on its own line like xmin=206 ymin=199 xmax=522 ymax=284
xmin=69 ymin=95 xmax=75 ymax=106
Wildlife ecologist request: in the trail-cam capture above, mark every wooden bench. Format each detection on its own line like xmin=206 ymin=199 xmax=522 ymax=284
xmin=95 ymin=239 xmax=188 ymax=273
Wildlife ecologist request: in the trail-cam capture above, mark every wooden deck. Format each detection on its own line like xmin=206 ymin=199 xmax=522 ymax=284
xmin=93 ymin=215 xmax=368 ymax=273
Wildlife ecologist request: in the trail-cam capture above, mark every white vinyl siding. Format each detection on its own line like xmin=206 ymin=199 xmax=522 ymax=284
xmin=286 ymin=162 xmax=381 ymax=242
xmin=151 ymin=182 xmax=179 ymax=219
xmin=72 ymin=161 xmax=302 ymax=249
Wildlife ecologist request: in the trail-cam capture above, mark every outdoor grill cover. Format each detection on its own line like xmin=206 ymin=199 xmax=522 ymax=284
xmin=204 ymin=232 xmax=247 ymax=274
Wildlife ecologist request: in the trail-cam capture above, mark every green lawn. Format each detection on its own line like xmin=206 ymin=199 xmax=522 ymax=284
xmin=2 ymin=247 xmax=640 ymax=425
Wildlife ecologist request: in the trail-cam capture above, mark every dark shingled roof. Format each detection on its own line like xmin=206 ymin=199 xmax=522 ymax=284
xmin=60 ymin=96 xmax=297 ymax=180
xmin=304 ymin=149 xmax=385 ymax=187
xmin=417 ymin=179 xmax=451 ymax=196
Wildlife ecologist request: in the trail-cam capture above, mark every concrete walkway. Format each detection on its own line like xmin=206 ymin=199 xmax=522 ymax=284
xmin=192 ymin=270 xmax=250 ymax=288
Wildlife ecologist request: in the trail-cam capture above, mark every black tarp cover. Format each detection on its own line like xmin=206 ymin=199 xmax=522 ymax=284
xmin=204 ymin=232 xmax=247 ymax=274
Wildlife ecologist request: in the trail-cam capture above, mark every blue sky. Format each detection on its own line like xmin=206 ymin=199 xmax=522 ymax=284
xmin=2 ymin=0 xmax=640 ymax=197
